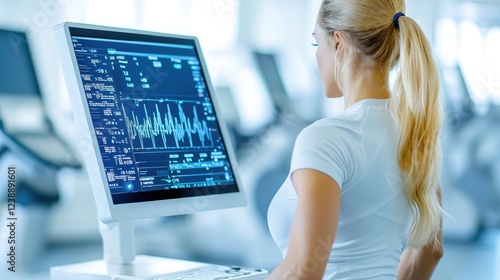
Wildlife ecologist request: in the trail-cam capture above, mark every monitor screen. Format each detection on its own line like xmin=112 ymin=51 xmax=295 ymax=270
xmin=253 ymin=51 xmax=289 ymax=113
xmin=0 ymin=29 xmax=41 ymax=95
xmin=67 ymin=27 xmax=240 ymax=205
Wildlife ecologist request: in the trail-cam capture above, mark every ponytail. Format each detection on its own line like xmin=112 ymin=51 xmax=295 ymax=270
xmin=317 ymin=0 xmax=443 ymax=249
xmin=391 ymin=16 xmax=443 ymax=248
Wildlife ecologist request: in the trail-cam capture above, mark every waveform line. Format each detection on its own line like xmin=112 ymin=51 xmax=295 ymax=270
xmin=122 ymin=101 xmax=213 ymax=149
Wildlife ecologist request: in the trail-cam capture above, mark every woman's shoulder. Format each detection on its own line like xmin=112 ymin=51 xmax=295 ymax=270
xmin=295 ymin=117 xmax=364 ymax=152
xmin=302 ymin=100 xmax=391 ymax=139
xmin=292 ymin=116 xmax=366 ymax=185
xmin=301 ymin=115 xmax=365 ymax=138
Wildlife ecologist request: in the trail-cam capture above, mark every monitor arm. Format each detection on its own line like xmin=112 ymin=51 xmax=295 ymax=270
xmin=99 ymin=220 xmax=136 ymax=265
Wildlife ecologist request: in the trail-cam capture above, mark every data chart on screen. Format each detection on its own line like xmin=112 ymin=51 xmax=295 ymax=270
xmin=70 ymin=32 xmax=237 ymax=204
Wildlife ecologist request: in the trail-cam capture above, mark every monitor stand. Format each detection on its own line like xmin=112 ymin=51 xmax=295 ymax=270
xmin=50 ymin=221 xmax=208 ymax=280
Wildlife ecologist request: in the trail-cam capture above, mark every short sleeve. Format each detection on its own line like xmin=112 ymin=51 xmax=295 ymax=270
xmin=290 ymin=122 xmax=359 ymax=190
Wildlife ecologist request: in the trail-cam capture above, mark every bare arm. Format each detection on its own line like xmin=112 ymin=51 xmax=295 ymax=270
xmin=268 ymin=169 xmax=341 ymax=280
xmin=397 ymin=190 xmax=444 ymax=280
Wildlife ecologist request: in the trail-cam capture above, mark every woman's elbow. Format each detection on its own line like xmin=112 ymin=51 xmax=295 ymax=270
xmin=432 ymin=245 xmax=444 ymax=261
xmin=423 ymin=243 xmax=444 ymax=263
xmin=424 ymin=238 xmax=444 ymax=262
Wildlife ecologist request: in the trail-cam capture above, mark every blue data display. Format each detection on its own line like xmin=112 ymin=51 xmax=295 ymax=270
xmin=70 ymin=31 xmax=237 ymax=204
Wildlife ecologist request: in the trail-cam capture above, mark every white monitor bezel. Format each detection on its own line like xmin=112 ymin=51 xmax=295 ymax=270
xmin=54 ymin=22 xmax=246 ymax=224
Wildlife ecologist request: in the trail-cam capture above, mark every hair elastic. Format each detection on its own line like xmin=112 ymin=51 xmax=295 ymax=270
xmin=393 ymin=12 xmax=405 ymax=29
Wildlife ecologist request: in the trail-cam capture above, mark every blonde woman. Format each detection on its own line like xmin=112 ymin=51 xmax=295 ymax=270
xmin=267 ymin=0 xmax=444 ymax=279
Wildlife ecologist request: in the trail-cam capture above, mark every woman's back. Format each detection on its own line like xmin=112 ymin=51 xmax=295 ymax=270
xmin=267 ymin=0 xmax=443 ymax=278
xmin=268 ymin=98 xmax=412 ymax=279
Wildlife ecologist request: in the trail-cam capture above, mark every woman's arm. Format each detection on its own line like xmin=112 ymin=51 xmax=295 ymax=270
xmin=268 ymin=169 xmax=341 ymax=280
xmin=397 ymin=190 xmax=444 ymax=280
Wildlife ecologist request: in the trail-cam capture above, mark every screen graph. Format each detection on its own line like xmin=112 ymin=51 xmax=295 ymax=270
xmin=122 ymin=99 xmax=214 ymax=150
xmin=70 ymin=29 xmax=237 ymax=204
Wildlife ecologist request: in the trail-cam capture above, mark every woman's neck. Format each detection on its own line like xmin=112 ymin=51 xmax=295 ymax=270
xmin=342 ymin=68 xmax=390 ymax=109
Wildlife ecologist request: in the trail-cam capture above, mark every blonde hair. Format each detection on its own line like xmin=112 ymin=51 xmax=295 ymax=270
xmin=318 ymin=0 xmax=442 ymax=248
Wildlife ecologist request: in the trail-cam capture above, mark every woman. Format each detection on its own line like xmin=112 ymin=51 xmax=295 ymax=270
xmin=267 ymin=0 xmax=444 ymax=279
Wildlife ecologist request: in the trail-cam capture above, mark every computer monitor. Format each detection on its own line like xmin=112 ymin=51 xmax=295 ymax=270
xmin=0 ymin=28 xmax=80 ymax=169
xmin=54 ymin=22 xmax=246 ymax=224
xmin=0 ymin=28 xmax=47 ymax=133
xmin=252 ymin=51 xmax=290 ymax=114
xmin=0 ymin=29 xmax=41 ymax=96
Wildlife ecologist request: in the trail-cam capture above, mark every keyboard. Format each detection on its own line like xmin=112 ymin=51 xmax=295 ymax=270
xmin=151 ymin=266 xmax=268 ymax=280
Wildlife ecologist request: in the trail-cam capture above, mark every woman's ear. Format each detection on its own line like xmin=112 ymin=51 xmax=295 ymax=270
xmin=332 ymin=31 xmax=343 ymax=51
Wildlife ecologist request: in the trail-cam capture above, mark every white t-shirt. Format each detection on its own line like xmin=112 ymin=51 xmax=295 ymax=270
xmin=267 ymin=98 xmax=412 ymax=279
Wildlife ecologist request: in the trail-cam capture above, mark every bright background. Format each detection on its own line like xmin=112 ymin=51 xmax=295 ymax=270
xmin=0 ymin=0 xmax=499 ymax=279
